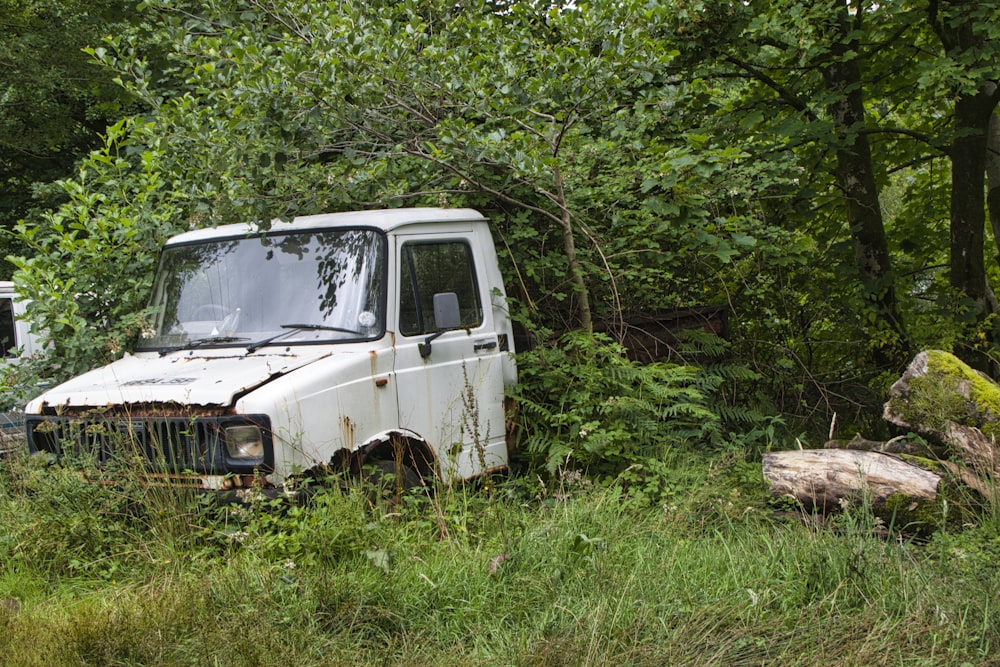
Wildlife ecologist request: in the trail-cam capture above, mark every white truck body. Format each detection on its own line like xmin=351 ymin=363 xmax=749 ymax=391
xmin=0 ymin=281 xmax=43 ymax=442
xmin=0 ymin=281 xmax=41 ymax=361
xmin=24 ymin=208 xmax=516 ymax=495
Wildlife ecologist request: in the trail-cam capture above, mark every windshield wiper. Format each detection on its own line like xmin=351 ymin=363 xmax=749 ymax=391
xmin=246 ymin=323 xmax=361 ymax=353
xmin=158 ymin=335 xmax=250 ymax=357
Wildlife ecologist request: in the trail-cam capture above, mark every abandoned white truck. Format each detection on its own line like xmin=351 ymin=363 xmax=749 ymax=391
xmin=24 ymin=208 xmax=517 ymax=498
xmin=0 ymin=281 xmax=44 ymax=449
xmin=0 ymin=281 xmax=42 ymax=362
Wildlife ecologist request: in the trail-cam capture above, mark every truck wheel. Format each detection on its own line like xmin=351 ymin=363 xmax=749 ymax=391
xmin=364 ymin=459 xmax=421 ymax=503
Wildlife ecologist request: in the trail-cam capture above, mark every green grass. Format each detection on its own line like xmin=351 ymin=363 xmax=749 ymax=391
xmin=0 ymin=451 xmax=996 ymax=666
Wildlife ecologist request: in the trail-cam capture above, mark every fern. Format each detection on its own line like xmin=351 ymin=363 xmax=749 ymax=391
xmin=512 ymin=331 xmax=726 ymax=474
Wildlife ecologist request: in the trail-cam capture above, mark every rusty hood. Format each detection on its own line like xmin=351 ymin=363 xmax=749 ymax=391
xmin=26 ymin=348 xmax=333 ymax=412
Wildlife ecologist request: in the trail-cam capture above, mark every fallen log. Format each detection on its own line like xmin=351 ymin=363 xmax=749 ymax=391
xmin=823 ymin=433 xmax=947 ymax=459
xmin=762 ymin=449 xmax=941 ymax=512
xmin=764 ymin=350 xmax=1000 ymax=519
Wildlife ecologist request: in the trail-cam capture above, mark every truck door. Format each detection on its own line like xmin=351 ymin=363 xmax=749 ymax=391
xmin=0 ymin=296 xmax=15 ymax=358
xmin=393 ymin=235 xmax=508 ymax=479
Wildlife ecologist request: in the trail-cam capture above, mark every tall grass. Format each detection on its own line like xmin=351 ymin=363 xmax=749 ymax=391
xmin=0 ymin=449 xmax=995 ymax=666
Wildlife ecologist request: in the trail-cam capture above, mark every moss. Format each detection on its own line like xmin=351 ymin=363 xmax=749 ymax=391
xmin=892 ymin=350 xmax=1000 ymax=440
xmin=895 ymin=453 xmax=945 ymax=473
xmin=926 ymin=350 xmax=1000 ymax=426
xmin=878 ymin=478 xmax=977 ymax=536
xmin=879 ymin=493 xmax=940 ymax=535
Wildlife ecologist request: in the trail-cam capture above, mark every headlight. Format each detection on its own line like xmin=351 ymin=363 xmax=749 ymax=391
xmin=225 ymin=424 xmax=264 ymax=460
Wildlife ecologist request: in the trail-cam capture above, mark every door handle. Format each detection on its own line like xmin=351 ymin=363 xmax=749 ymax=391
xmin=474 ymin=339 xmax=497 ymax=352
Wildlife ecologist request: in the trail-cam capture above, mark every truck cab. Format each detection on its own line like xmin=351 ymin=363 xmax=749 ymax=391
xmin=24 ymin=208 xmax=517 ymax=497
xmin=0 ymin=281 xmax=41 ymax=361
xmin=0 ymin=281 xmax=43 ymax=445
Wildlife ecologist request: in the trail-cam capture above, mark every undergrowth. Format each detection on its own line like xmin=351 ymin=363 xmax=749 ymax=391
xmin=0 ymin=446 xmax=997 ymax=666
xmin=512 ymin=331 xmax=775 ymax=476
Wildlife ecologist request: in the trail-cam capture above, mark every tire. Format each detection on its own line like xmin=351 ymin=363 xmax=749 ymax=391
xmin=364 ymin=459 xmax=421 ymax=503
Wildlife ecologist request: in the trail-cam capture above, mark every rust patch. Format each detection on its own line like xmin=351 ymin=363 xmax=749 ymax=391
xmin=341 ymin=415 xmax=356 ymax=449
xmin=80 ymin=471 xmax=272 ymax=491
xmin=42 ymin=402 xmax=231 ymax=418
xmin=586 ymin=305 xmax=730 ymax=363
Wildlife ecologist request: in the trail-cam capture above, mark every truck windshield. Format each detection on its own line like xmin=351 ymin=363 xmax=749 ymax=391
xmin=140 ymin=228 xmax=386 ymax=350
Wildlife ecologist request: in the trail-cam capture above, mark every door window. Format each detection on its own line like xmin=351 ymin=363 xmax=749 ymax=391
xmin=399 ymin=241 xmax=482 ymax=336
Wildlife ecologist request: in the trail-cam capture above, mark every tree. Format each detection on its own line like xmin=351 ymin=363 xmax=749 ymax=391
xmin=926 ymin=0 xmax=1000 ymax=370
xmin=16 ymin=0 xmax=997 ymax=443
xmin=0 ymin=0 xmax=142 ymax=274
xmin=8 ymin=119 xmax=184 ymax=385
xmin=988 ymin=110 xmax=1000 ymax=262
xmin=88 ymin=0 xmax=766 ymax=335
xmin=664 ymin=0 xmax=923 ymax=370
xmin=819 ymin=1 xmax=910 ymax=367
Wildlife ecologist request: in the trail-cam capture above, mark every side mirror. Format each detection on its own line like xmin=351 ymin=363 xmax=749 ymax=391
xmin=433 ymin=292 xmax=461 ymax=330
xmin=420 ymin=292 xmax=461 ymax=358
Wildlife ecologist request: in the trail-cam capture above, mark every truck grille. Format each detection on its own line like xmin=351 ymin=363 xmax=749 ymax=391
xmin=26 ymin=414 xmax=273 ymax=475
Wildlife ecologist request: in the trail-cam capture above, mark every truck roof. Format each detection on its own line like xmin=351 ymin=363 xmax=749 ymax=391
xmin=166 ymin=207 xmax=488 ymax=245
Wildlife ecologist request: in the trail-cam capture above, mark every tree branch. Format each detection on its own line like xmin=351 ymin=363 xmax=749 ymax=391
xmin=722 ymin=54 xmax=819 ymax=122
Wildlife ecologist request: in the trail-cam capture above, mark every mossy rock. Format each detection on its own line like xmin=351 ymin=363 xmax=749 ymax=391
xmin=884 ymin=350 xmax=1000 ymax=441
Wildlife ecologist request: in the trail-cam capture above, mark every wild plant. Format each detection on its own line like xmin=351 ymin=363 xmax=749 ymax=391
xmin=513 ymin=330 xmax=722 ymax=475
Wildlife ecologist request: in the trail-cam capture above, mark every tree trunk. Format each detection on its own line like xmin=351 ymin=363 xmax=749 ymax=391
xmin=882 ymin=350 xmax=1000 ymax=475
xmin=949 ymin=88 xmax=994 ymax=357
xmin=766 ymin=350 xmax=1000 ymax=515
xmin=762 ymin=449 xmax=941 ymax=511
xmin=929 ymin=0 xmax=1000 ymax=372
xmin=822 ymin=1 xmax=909 ymax=369
xmin=987 ymin=108 xmax=1000 ymax=267
xmin=553 ymin=163 xmax=593 ymax=332
xmin=823 ymin=433 xmax=947 ymax=459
